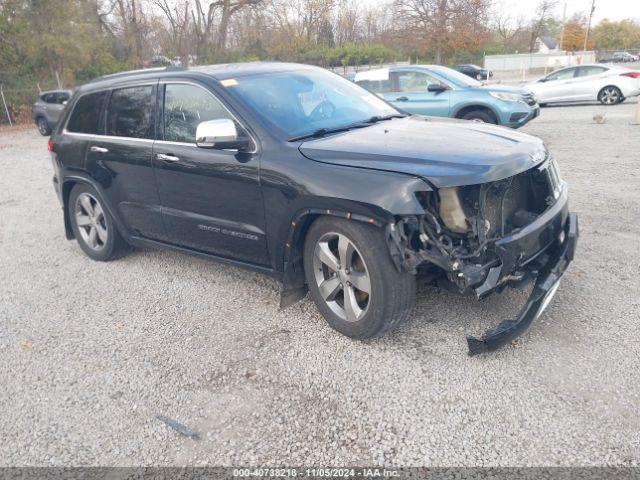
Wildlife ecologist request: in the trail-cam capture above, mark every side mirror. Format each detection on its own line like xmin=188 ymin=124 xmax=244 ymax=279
xmin=196 ymin=119 xmax=250 ymax=151
xmin=427 ymin=84 xmax=449 ymax=93
xmin=538 ymin=78 xmax=547 ymax=83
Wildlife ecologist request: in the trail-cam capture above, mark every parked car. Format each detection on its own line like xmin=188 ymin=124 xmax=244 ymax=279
xmin=525 ymin=64 xmax=640 ymax=106
xmin=354 ymin=65 xmax=539 ymax=128
xmin=601 ymin=52 xmax=637 ymax=63
xmin=48 ymin=63 xmax=578 ymax=354
xmin=32 ymin=89 xmax=72 ymax=135
xmin=454 ymin=64 xmax=493 ymax=80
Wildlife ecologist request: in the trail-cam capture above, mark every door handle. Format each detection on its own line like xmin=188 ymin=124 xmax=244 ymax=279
xmin=90 ymin=146 xmax=109 ymax=153
xmin=156 ymin=153 xmax=180 ymax=162
xmin=396 ymin=96 xmax=409 ymax=101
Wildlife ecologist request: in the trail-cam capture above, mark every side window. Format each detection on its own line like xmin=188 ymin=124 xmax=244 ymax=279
xmin=55 ymin=92 xmax=70 ymax=104
xmin=106 ymin=86 xmax=154 ymax=139
xmin=66 ymin=91 xmax=107 ymax=134
xmin=163 ymin=84 xmax=233 ymax=143
xmin=576 ymin=66 xmax=607 ymax=77
xmin=545 ymin=68 xmax=577 ymax=81
xmin=396 ymin=71 xmax=443 ymax=93
xmin=357 ymin=79 xmax=391 ymax=94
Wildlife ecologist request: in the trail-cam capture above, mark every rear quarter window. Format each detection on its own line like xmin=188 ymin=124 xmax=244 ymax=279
xmin=66 ymin=91 xmax=107 ymax=134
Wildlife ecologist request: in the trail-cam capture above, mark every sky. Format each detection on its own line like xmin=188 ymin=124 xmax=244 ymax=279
xmin=496 ymin=0 xmax=640 ymax=24
xmin=358 ymin=0 xmax=640 ymax=24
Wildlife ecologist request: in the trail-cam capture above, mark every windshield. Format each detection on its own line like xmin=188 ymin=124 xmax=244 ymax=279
xmin=429 ymin=66 xmax=483 ymax=88
xmin=224 ymin=69 xmax=400 ymax=138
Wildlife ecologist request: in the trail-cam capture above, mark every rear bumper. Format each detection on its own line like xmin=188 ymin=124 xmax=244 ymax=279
xmin=466 ymin=211 xmax=578 ymax=355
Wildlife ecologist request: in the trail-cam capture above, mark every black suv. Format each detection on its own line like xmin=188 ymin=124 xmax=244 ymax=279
xmin=49 ymin=63 xmax=578 ymax=354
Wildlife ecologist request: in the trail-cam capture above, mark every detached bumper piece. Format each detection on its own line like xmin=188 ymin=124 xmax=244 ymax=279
xmin=467 ymin=212 xmax=579 ymax=356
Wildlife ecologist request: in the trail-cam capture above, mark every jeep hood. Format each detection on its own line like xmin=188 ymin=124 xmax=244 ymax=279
xmin=298 ymin=116 xmax=547 ymax=188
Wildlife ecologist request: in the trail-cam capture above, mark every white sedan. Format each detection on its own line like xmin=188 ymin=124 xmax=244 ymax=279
xmin=525 ymin=64 xmax=640 ymax=106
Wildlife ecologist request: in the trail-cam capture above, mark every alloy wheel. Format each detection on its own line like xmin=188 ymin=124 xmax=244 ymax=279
xmin=75 ymin=193 xmax=108 ymax=251
xmin=312 ymin=232 xmax=371 ymax=322
xmin=601 ymin=87 xmax=620 ymax=105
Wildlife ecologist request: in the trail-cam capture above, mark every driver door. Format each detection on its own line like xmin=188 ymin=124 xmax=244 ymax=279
xmin=384 ymin=70 xmax=451 ymax=116
xmin=537 ymin=67 xmax=578 ymax=102
xmin=152 ymin=81 xmax=269 ymax=266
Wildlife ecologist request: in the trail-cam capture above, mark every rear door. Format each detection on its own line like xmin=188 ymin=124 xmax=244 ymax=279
xmin=573 ymin=66 xmax=609 ymax=100
xmin=84 ymin=83 xmax=165 ymax=240
xmin=152 ymin=81 xmax=269 ymax=265
xmin=385 ymin=70 xmax=451 ymax=116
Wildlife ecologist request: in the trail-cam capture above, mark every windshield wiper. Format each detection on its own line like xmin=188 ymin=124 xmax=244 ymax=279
xmin=364 ymin=114 xmax=407 ymax=123
xmin=288 ymin=127 xmax=351 ymax=142
xmin=288 ymin=114 xmax=406 ymax=142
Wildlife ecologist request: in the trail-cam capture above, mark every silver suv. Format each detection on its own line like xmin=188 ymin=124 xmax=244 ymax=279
xmin=32 ymin=90 xmax=72 ymax=135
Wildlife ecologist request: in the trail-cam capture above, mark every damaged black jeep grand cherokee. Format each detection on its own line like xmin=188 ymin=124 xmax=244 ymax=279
xmin=49 ymin=63 xmax=578 ymax=354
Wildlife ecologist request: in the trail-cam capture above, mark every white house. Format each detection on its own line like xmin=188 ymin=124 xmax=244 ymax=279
xmin=536 ymin=36 xmax=560 ymax=54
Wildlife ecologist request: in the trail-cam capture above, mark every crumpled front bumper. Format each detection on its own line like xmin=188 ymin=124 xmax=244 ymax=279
xmin=466 ymin=211 xmax=579 ymax=355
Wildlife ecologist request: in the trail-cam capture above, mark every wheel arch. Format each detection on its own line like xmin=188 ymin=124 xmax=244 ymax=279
xmin=453 ymin=103 xmax=499 ymax=123
xmin=61 ymin=175 xmax=130 ymax=242
xmin=279 ymin=203 xmax=406 ymax=309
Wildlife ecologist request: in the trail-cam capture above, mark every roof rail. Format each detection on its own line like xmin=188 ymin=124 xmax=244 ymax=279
xmin=89 ymin=65 xmax=187 ymax=83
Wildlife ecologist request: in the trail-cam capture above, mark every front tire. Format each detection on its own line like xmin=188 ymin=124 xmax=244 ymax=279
xmin=303 ymin=216 xmax=416 ymax=339
xmin=68 ymin=184 xmax=129 ymax=261
xmin=598 ymin=86 xmax=622 ymax=105
xmin=460 ymin=109 xmax=497 ymax=124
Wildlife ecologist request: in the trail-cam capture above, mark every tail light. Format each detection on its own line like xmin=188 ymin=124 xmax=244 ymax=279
xmin=48 ymin=140 xmax=54 ymax=152
xmin=621 ymin=72 xmax=640 ymax=79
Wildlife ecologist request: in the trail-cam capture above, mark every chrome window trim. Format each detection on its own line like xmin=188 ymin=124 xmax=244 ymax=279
xmin=61 ymin=130 xmax=155 ymax=144
xmin=159 ymin=80 xmax=259 ymax=154
xmin=63 ymin=80 xmax=259 ymax=154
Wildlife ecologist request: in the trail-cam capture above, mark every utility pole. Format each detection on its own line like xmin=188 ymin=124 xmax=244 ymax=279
xmin=583 ymin=0 xmax=596 ymax=52
xmin=559 ymin=3 xmax=567 ymax=51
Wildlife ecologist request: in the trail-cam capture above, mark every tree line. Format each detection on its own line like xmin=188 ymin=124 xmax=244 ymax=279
xmin=1 ymin=0 xmax=639 ymax=120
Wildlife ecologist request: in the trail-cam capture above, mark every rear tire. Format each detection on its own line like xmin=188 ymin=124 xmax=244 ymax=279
xmin=598 ymin=86 xmax=622 ymax=105
xmin=68 ymin=184 xmax=129 ymax=261
xmin=36 ymin=117 xmax=51 ymax=136
xmin=460 ymin=109 xmax=497 ymax=124
xmin=303 ymin=216 xmax=416 ymax=339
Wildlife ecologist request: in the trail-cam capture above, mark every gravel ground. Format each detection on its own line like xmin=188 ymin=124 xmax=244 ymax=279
xmin=1 ymin=100 xmax=639 ymax=467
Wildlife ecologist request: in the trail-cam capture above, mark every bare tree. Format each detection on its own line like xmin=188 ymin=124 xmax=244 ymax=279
xmin=393 ymin=0 xmax=490 ymax=63
xmin=528 ymin=0 xmax=557 ymax=53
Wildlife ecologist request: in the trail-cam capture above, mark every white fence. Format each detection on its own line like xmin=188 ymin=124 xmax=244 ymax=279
xmin=484 ymin=51 xmax=597 ymax=73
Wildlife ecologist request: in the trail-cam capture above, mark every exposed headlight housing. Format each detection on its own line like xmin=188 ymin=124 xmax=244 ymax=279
xmin=489 ymin=91 xmax=525 ymax=103
xmin=438 ymin=187 xmax=469 ymax=233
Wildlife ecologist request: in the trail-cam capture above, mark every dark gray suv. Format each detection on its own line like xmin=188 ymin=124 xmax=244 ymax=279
xmin=32 ymin=89 xmax=72 ymax=135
